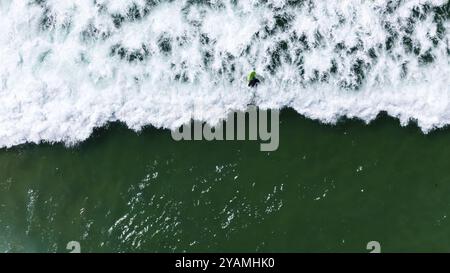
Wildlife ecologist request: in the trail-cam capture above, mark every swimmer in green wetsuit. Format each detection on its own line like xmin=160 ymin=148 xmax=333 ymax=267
xmin=247 ymin=70 xmax=260 ymax=88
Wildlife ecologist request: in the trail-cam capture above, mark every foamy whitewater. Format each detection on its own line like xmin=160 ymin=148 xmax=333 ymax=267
xmin=0 ymin=0 xmax=449 ymax=147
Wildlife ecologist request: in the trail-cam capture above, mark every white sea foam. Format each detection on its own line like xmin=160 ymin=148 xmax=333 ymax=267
xmin=0 ymin=0 xmax=449 ymax=147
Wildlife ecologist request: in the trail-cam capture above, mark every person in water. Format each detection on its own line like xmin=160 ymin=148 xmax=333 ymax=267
xmin=247 ymin=70 xmax=260 ymax=87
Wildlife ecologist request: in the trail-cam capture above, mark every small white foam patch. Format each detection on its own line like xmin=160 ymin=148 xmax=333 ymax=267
xmin=0 ymin=0 xmax=449 ymax=148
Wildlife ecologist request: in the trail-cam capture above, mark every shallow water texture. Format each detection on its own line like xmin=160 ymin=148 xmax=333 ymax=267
xmin=1 ymin=110 xmax=450 ymax=252
xmin=0 ymin=0 xmax=450 ymax=148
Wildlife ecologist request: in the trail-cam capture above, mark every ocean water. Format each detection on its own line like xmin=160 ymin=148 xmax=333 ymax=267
xmin=1 ymin=0 xmax=450 ymax=253
xmin=0 ymin=0 xmax=449 ymax=147
xmin=1 ymin=110 xmax=450 ymax=253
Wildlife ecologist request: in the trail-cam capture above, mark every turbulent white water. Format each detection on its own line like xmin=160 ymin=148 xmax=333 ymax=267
xmin=0 ymin=0 xmax=449 ymax=147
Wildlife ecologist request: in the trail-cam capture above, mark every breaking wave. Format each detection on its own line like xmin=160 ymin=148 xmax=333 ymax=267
xmin=0 ymin=0 xmax=449 ymax=147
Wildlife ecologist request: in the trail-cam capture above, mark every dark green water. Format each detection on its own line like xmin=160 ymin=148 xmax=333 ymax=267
xmin=1 ymin=109 xmax=450 ymax=253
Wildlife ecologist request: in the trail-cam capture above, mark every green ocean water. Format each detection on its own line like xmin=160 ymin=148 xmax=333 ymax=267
xmin=1 ymin=109 xmax=450 ymax=253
